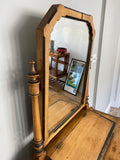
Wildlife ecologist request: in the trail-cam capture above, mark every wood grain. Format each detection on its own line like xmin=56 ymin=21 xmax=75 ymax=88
xmin=36 ymin=3 xmax=95 ymax=146
xmin=48 ymin=88 xmax=82 ymax=133
xmin=46 ymin=109 xmax=115 ymax=160
xmin=95 ymin=111 xmax=120 ymax=160
xmin=48 ymin=100 xmax=79 ymax=132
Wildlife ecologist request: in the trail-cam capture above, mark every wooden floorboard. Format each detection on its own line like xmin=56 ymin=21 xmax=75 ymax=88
xmin=48 ymin=100 xmax=79 ymax=132
xmin=48 ymin=88 xmax=81 ymax=132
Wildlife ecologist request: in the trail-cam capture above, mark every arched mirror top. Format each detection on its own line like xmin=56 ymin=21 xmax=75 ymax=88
xmin=37 ymin=4 xmax=95 ymax=38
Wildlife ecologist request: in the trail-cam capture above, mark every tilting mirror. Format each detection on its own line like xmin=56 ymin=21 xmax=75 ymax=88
xmin=36 ymin=4 xmax=95 ymax=145
xmin=48 ymin=17 xmax=89 ymax=134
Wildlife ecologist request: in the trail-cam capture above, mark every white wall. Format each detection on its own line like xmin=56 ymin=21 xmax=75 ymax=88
xmin=50 ymin=17 xmax=89 ymax=74
xmin=51 ymin=17 xmax=89 ymax=62
xmin=0 ymin=0 xmax=102 ymax=159
xmin=95 ymin=0 xmax=120 ymax=112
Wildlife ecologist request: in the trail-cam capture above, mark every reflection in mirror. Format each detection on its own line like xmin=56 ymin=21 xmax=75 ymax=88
xmin=48 ymin=17 xmax=89 ymax=134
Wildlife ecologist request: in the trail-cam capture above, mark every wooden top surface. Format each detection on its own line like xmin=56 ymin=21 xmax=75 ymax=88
xmin=45 ymin=108 xmax=118 ymax=160
xmin=95 ymin=110 xmax=120 ymax=160
xmin=49 ymin=52 xmax=70 ymax=58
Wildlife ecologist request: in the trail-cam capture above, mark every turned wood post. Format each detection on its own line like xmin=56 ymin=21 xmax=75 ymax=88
xmin=28 ymin=61 xmax=46 ymax=160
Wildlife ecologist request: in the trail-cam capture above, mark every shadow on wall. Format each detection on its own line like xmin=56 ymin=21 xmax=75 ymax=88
xmin=10 ymin=15 xmax=42 ymax=159
xmin=18 ymin=15 xmax=42 ymax=133
xmin=13 ymin=141 xmax=33 ymax=160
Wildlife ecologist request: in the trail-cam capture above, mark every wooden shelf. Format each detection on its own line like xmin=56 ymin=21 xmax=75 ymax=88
xmin=50 ymin=52 xmax=70 ymax=58
xmin=49 ymin=68 xmax=67 ymax=78
xmin=49 ymin=52 xmax=70 ymax=90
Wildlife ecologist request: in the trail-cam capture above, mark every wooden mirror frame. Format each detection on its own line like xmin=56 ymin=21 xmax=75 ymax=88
xmin=36 ymin=4 xmax=95 ymax=146
xmin=28 ymin=4 xmax=95 ymax=159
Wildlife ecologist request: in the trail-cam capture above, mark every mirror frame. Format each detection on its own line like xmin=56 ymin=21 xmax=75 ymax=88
xmin=36 ymin=4 xmax=95 ymax=146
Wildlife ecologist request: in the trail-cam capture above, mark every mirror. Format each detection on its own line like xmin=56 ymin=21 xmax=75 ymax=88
xmin=48 ymin=17 xmax=89 ymax=134
xmin=36 ymin=4 xmax=95 ymax=145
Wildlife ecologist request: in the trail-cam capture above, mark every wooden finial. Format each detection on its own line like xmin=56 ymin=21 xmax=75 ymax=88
xmin=28 ymin=61 xmax=39 ymax=82
xmin=30 ymin=60 xmax=36 ymax=73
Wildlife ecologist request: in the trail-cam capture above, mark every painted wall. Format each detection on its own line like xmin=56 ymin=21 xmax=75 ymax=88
xmin=51 ymin=17 xmax=89 ymax=62
xmin=95 ymin=0 xmax=120 ymax=112
xmin=0 ymin=0 xmax=102 ymax=159
xmin=50 ymin=17 xmax=89 ymax=75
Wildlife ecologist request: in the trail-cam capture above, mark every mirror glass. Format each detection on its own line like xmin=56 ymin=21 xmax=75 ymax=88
xmin=48 ymin=17 xmax=89 ymax=134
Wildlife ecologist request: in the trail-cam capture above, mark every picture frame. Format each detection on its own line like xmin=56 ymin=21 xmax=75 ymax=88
xmin=64 ymin=58 xmax=85 ymax=95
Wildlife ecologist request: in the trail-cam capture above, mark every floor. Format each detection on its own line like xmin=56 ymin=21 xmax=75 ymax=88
xmin=109 ymin=107 xmax=120 ymax=118
xmin=48 ymin=88 xmax=81 ymax=133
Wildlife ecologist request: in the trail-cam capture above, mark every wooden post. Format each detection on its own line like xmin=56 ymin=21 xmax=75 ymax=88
xmin=28 ymin=61 xmax=46 ymax=160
